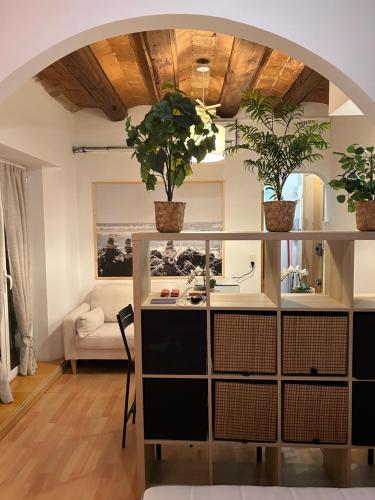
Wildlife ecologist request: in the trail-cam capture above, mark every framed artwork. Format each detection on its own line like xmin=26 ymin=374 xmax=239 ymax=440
xmin=93 ymin=181 xmax=224 ymax=279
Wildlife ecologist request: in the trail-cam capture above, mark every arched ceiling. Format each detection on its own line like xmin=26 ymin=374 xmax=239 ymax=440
xmin=35 ymin=29 xmax=329 ymax=121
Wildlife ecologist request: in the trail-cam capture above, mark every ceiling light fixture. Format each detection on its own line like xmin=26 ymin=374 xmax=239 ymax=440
xmin=191 ymin=61 xmax=225 ymax=163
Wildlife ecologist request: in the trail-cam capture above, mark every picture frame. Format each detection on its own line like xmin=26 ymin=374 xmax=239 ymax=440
xmin=93 ymin=181 xmax=224 ymax=279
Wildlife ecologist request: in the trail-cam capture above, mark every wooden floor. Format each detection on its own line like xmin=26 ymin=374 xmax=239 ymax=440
xmin=0 ymin=360 xmax=65 ymax=440
xmin=0 ymin=360 xmax=137 ymax=500
xmin=0 ymin=361 xmax=373 ymax=500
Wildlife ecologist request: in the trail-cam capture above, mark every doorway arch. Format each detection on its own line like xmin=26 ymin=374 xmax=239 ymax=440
xmin=1 ymin=3 xmax=375 ymax=120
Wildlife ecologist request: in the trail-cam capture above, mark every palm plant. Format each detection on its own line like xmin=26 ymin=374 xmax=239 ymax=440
xmin=225 ymin=89 xmax=331 ymax=200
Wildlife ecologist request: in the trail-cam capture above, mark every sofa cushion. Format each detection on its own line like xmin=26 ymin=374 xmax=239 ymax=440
xmin=76 ymin=306 xmax=104 ymax=338
xmin=76 ymin=322 xmax=134 ymax=351
xmin=91 ymin=284 xmax=133 ymax=322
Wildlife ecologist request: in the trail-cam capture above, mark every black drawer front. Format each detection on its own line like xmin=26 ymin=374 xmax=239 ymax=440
xmin=143 ymin=378 xmax=208 ymax=441
xmin=353 ymin=313 xmax=375 ymax=379
xmin=352 ymin=382 xmax=375 ymax=445
xmin=142 ymin=310 xmax=207 ymax=374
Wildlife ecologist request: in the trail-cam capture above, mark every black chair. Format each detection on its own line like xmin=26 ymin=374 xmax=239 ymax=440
xmin=117 ymin=304 xmax=136 ymax=448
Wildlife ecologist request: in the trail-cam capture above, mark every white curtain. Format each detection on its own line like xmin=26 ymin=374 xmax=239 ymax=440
xmin=0 ymin=174 xmax=13 ymax=402
xmin=0 ymin=163 xmax=37 ymax=377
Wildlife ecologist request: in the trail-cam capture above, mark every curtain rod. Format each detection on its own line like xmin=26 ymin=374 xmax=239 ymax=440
xmin=73 ymin=140 xmax=234 ymax=154
xmin=0 ymin=159 xmax=26 ymax=170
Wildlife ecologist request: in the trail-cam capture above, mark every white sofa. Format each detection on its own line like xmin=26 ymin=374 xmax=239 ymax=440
xmin=63 ymin=284 xmax=134 ymax=374
xmin=143 ymin=486 xmax=375 ymax=500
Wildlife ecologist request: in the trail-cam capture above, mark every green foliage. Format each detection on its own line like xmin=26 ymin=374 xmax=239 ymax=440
xmin=329 ymin=144 xmax=375 ymax=212
xmin=225 ymin=89 xmax=331 ymax=200
xmin=125 ymin=85 xmax=218 ymax=201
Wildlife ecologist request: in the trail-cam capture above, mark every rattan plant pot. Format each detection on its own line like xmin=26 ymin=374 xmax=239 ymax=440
xmin=355 ymin=200 xmax=375 ymax=231
xmin=154 ymin=201 xmax=186 ymax=233
xmin=263 ymin=200 xmax=297 ymax=232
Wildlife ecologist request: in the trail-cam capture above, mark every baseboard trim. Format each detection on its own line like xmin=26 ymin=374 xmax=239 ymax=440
xmin=0 ymin=360 xmax=67 ymax=441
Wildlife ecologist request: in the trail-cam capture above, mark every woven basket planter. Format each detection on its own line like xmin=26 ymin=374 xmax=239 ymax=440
xmin=213 ymin=312 xmax=277 ymax=374
xmin=282 ymin=313 xmax=348 ymax=375
xmin=263 ymin=200 xmax=296 ymax=232
xmin=355 ymin=200 xmax=375 ymax=231
xmin=154 ymin=201 xmax=186 ymax=233
xmin=214 ymin=381 xmax=278 ymax=442
xmin=283 ymin=383 xmax=348 ymax=444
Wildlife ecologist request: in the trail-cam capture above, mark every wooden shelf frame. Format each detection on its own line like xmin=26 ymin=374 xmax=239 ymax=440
xmin=133 ymin=231 xmax=375 ymax=493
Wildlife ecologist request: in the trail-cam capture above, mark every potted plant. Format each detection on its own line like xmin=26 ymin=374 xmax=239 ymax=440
xmin=125 ymin=84 xmax=218 ymax=233
xmin=329 ymin=144 xmax=375 ymax=231
xmin=225 ymin=89 xmax=331 ymax=231
xmin=281 ymin=265 xmax=314 ymax=293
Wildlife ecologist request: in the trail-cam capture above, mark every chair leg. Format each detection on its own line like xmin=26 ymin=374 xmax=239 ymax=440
xmin=122 ymin=360 xmax=131 ymax=448
xmin=155 ymin=444 xmax=162 ymax=461
xmin=256 ymin=446 xmax=262 ymax=463
xmin=368 ymin=449 xmax=374 ymax=465
xmin=71 ymin=360 xmax=77 ymax=375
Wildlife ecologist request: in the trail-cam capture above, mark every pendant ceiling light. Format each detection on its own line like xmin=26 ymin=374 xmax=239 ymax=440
xmin=191 ymin=61 xmax=225 ymax=163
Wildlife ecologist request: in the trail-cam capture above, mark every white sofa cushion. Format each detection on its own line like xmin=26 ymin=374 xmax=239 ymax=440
xmin=76 ymin=306 xmax=104 ymax=338
xmin=143 ymin=486 xmax=375 ymax=500
xmin=91 ymin=284 xmax=133 ymax=322
xmin=76 ymin=322 xmax=134 ymax=351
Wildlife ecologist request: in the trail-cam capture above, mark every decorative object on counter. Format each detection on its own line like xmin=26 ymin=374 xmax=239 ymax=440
xmin=125 ymin=84 xmax=218 ymax=233
xmin=329 ymin=144 xmax=375 ymax=231
xmin=281 ymin=265 xmax=314 ymax=293
xmin=225 ymin=89 xmax=330 ymax=232
xmin=187 ymin=265 xmax=216 ymax=292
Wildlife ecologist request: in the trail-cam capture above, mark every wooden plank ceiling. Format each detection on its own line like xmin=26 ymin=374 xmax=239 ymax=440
xmin=35 ymin=29 xmax=329 ymax=121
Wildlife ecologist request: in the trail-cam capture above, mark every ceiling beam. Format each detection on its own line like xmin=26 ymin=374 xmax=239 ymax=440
xmin=142 ymin=30 xmax=179 ymax=95
xmin=282 ymin=67 xmax=326 ymax=107
xmin=218 ymin=39 xmax=267 ymax=118
xmin=61 ymin=46 xmax=127 ymax=121
xmin=128 ymin=33 xmax=160 ymax=102
xmin=35 ymin=61 xmax=97 ymax=112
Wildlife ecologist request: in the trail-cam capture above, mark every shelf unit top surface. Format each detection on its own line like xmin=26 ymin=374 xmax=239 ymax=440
xmin=132 ymin=230 xmax=375 ymax=241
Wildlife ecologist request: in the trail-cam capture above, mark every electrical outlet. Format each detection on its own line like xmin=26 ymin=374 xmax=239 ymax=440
xmin=249 ymin=254 xmax=256 ymax=269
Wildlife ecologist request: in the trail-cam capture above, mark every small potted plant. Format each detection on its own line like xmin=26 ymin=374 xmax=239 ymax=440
xmin=225 ymin=89 xmax=330 ymax=231
xmin=126 ymin=84 xmax=218 ymax=233
xmin=329 ymin=144 xmax=375 ymax=231
xmin=281 ymin=265 xmax=314 ymax=293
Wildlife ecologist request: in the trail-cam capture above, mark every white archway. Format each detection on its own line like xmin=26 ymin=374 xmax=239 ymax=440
xmin=1 ymin=2 xmax=375 ymax=120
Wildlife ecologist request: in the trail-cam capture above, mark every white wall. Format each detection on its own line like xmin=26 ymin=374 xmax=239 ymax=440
xmin=0 ymin=80 xmax=80 ymax=360
xmin=74 ymin=107 xmax=263 ymax=297
xmin=1 ymin=81 xmax=375 ymax=362
xmin=327 ymin=115 xmax=375 ymax=294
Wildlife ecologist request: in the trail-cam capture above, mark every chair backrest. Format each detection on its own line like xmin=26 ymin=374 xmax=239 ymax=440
xmin=117 ymin=304 xmax=134 ymax=361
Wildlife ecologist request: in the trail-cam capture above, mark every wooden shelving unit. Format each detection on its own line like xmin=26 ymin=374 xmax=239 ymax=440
xmin=132 ymin=231 xmax=375 ymax=494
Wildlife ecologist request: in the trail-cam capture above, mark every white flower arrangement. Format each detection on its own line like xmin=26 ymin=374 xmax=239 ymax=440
xmin=281 ymin=265 xmax=313 ymax=293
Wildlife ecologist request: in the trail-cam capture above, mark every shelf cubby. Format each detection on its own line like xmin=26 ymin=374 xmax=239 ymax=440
xmin=212 ymin=445 xmax=280 ymax=486
xmin=354 ymin=240 xmax=375 ymax=310
xmin=144 ymin=443 xmax=210 ymax=486
xmin=143 ymin=378 xmax=208 ymax=441
xmin=132 ymin=231 xmax=375 ymax=493
xmin=142 ymin=309 xmax=207 ymax=375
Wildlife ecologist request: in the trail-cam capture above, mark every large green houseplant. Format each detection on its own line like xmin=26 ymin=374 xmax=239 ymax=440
xmin=329 ymin=144 xmax=375 ymax=231
xmin=126 ymin=85 xmax=218 ymax=233
xmin=225 ymin=89 xmax=331 ymax=231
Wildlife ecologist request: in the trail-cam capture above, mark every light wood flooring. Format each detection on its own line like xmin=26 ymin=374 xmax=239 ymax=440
xmin=0 ymin=360 xmax=65 ymax=441
xmin=0 ymin=361 xmax=374 ymax=500
xmin=0 ymin=361 xmax=137 ymax=500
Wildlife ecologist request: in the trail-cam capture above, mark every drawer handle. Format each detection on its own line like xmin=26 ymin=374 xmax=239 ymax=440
xmin=310 ymin=367 xmax=318 ymax=375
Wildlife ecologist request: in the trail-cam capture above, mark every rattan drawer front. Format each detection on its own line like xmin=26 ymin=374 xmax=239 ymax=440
xmin=283 ymin=383 xmax=348 ymax=444
xmin=213 ymin=312 xmax=277 ymax=374
xmin=282 ymin=313 xmax=348 ymax=376
xmin=214 ymin=381 xmax=278 ymax=442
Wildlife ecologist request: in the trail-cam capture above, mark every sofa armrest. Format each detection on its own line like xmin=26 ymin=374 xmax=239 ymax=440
xmin=63 ymin=302 xmax=90 ymax=360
